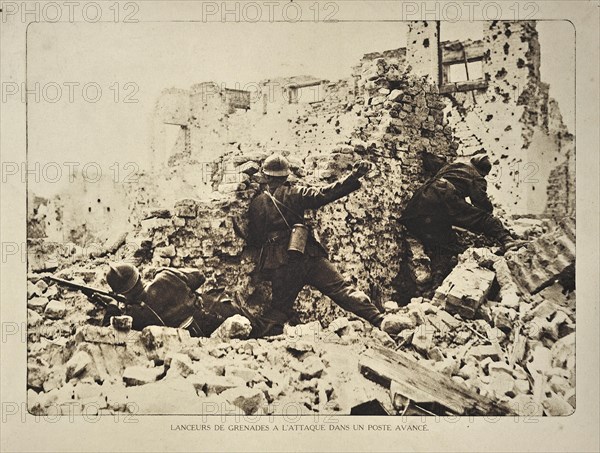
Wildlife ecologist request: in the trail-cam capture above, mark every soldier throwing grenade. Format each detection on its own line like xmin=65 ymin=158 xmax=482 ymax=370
xmin=247 ymin=153 xmax=398 ymax=337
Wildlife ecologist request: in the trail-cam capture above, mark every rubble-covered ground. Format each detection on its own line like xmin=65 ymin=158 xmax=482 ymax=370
xmin=26 ymin=21 xmax=576 ymax=418
xmin=27 ymin=217 xmax=575 ymax=417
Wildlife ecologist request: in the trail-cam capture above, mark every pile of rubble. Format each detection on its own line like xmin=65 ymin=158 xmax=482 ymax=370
xmin=26 ymin=217 xmax=575 ymax=416
xmin=380 ymin=219 xmax=575 ymax=416
xmin=25 ymin=22 xmax=576 ymax=416
xmin=28 ymin=309 xmax=394 ymax=416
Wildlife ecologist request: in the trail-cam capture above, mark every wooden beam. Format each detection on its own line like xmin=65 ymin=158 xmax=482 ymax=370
xmin=441 ymin=40 xmax=485 ymax=64
xmin=359 ymin=345 xmax=515 ymax=416
xmin=439 ymin=80 xmax=488 ymax=94
xmin=461 ymin=45 xmax=477 ymax=104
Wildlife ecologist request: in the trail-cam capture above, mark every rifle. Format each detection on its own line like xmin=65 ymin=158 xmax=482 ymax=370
xmin=47 ymin=276 xmax=127 ymax=306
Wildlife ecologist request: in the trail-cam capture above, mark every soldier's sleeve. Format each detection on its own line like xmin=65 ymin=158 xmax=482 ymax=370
xmin=162 ymin=268 xmax=206 ymax=291
xmin=297 ymin=173 xmax=361 ymax=210
xmin=126 ymin=305 xmax=151 ymax=331
xmin=247 ymin=196 xmax=268 ymax=246
xmin=470 ymin=177 xmax=494 ymax=213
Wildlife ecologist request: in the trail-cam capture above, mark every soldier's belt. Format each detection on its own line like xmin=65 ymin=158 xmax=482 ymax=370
xmin=179 ymin=315 xmax=194 ymax=329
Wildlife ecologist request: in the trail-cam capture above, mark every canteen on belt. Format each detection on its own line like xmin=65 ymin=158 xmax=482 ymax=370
xmin=287 ymin=224 xmax=309 ymax=255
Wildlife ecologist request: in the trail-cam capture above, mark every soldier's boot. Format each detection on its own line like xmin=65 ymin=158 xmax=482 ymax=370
xmin=504 ymin=239 xmax=528 ymax=251
xmin=498 ymin=235 xmax=528 ymax=255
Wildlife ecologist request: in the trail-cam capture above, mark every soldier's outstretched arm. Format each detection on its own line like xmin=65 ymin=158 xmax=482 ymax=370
xmin=470 ymin=177 xmax=494 ymax=213
xmin=298 ymin=160 xmax=371 ymax=209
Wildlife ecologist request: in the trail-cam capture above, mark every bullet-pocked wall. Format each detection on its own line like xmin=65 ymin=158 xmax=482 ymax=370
xmin=31 ymin=21 xmax=573 ymax=320
xmin=407 ymin=20 xmax=574 ymax=217
xmin=132 ymin=20 xmax=575 ymax=321
xmin=28 ymin=174 xmax=131 ymax=245
xmin=138 ymin=49 xmax=458 ymax=320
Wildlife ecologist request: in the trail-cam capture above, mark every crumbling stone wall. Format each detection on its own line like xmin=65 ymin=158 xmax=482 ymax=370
xmin=129 ymin=53 xmax=456 ymax=322
xmin=441 ymin=21 xmax=574 ymax=216
xmin=27 ymin=174 xmax=131 ymax=248
xmin=405 ymin=21 xmax=440 ymax=84
xmin=37 ymin=20 xmax=574 ymax=318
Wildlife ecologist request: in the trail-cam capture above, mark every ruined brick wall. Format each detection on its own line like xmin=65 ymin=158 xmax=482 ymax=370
xmin=127 ymin=54 xmax=455 ymax=323
xmin=405 ymin=21 xmax=440 ymax=84
xmin=31 ymin=21 xmax=575 ymax=278
xmin=114 ymin=21 xmax=573 ymax=323
xmin=442 ymin=21 xmax=574 ymax=216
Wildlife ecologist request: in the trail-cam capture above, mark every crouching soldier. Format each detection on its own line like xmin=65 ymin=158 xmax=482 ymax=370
xmin=247 ymin=153 xmax=397 ymax=336
xmin=400 ymin=154 xmax=525 ymax=285
xmin=100 ymin=263 xmax=251 ymax=337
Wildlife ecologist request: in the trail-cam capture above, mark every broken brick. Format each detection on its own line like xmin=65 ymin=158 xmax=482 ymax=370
xmin=210 ymin=315 xmax=252 ymax=340
xmin=122 ymin=366 xmax=164 ymax=386
xmin=28 ymin=297 xmax=49 ymax=312
xmin=433 ymin=263 xmax=495 ymax=319
xmin=44 ymin=300 xmax=66 ymax=320
xmin=220 ymin=387 xmax=267 ymax=415
xmin=411 ymin=325 xmax=434 ymax=354
xmin=165 ymin=353 xmax=194 ymax=378
xmin=468 ymin=345 xmax=502 ymax=361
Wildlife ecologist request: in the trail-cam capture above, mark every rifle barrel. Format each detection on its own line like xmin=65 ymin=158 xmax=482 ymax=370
xmin=47 ymin=276 xmax=127 ymax=303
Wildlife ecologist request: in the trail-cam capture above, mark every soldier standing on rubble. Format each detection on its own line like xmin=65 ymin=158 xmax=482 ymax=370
xmin=400 ymin=154 xmax=524 ymax=284
xmin=247 ymin=153 xmax=398 ymax=336
xmin=97 ymin=263 xmax=250 ymax=337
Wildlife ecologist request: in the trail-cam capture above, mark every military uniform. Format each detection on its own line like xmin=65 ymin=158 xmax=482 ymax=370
xmin=401 ymin=161 xmax=510 ymax=244
xmin=400 ymin=161 xmax=511 ymax=284
xmin=111 ymin=268 xmax=250 ymax=337
xmin=247 ymin=173 xmax=384 ymax=336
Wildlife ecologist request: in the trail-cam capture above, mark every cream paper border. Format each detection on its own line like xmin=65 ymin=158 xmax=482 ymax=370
xmin=1 ymin=1 xmax=598 ymax=452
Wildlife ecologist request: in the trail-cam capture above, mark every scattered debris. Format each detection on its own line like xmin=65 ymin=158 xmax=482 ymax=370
xmin=25 ymin=21 xmax=575 ymax=416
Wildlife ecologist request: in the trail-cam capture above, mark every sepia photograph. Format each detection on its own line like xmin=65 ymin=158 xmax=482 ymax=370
xmin=1 ymin=1 xmax=598 ymax=452
xmin=24 ymin=17 xmax=576 ymax=417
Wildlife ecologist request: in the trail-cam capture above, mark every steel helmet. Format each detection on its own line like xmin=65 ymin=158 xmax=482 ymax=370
xmin=106 ymin=262 xmax=140 ymax=294
xmin=262 ymin=153 xmax=290 ymax=177
xmin=471 ymin=154 xmax=492 ymax=175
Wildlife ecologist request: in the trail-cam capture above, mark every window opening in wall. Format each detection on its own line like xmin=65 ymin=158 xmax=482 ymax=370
xmin=224 ymin=88 xmax=251 ymax=110
xmin=438 ymin=22 xmax=487 ymax=95
xmin=296 ymin=85 xmax=325 ymax=104
xmin=448 ymin=60 xmax=483 ymax=83
xmin=286 ymin=81 xmax=326 ymax=105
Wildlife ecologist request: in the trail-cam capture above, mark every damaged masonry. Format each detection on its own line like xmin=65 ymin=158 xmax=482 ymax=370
xmin=27 ymin=21 xmax=575 ymax=417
